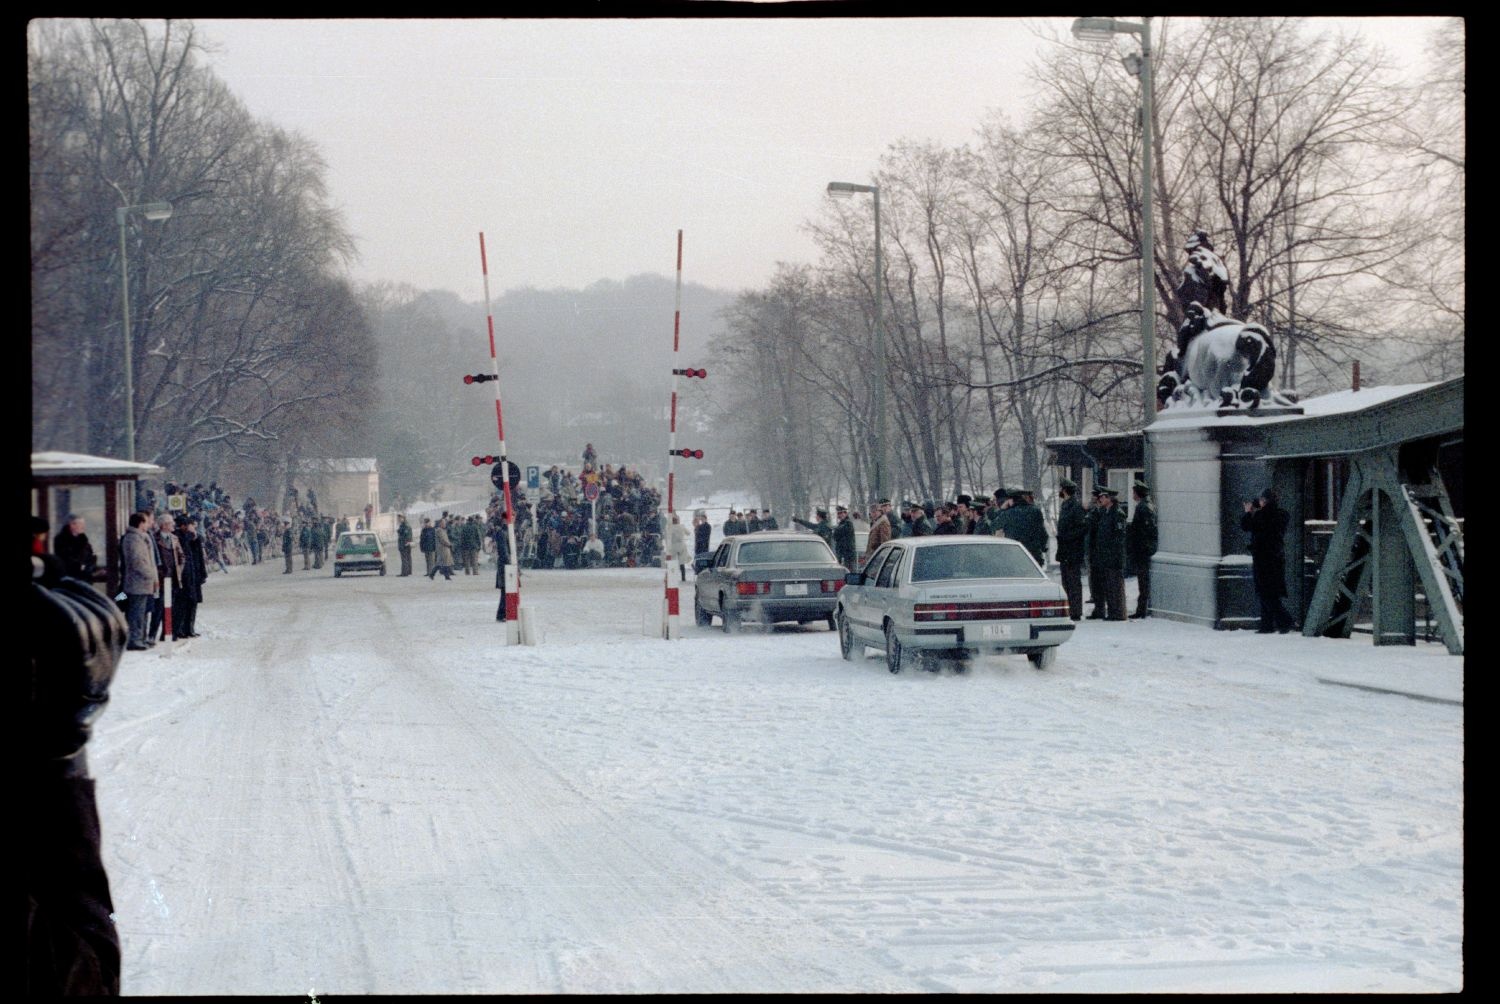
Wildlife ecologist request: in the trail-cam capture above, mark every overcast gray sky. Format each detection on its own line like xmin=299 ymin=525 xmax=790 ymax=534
xmin=193 ymin=17 xmax=1443 ymax=301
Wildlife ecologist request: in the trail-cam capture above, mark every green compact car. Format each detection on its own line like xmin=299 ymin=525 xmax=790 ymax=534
xmin=333 ymin=531 xmax=386 ymax=577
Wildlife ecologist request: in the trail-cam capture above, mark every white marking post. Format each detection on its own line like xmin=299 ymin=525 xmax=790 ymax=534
xmin=662 ymin=230 xmax=684 ymax=640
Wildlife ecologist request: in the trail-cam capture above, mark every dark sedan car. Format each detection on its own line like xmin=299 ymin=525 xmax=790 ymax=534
xmin=693 ymin=532 xmax=847 ymax=632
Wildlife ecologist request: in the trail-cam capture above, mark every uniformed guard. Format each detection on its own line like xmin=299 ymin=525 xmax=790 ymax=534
xmin=1088 ymin=487 xmax=1128 ymax=620
xmin=1055 ymin=479 xmax=1086 ymax=620
xmin=1127 ymin=480 xmax=1158 ymax=618
xmin=833 ymin=506 xmax=857 ymax=570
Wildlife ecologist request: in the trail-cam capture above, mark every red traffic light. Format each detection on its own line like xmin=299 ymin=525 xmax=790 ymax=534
xmin=669 ymin=448 xmax=704 ymax=459
xmin=463 ymin=373 xmax=498 ymax=384
xmin=471 ymin=455 xmax=498 ymax=466
xmin=673 ymin=367 xmax=707 ymax=378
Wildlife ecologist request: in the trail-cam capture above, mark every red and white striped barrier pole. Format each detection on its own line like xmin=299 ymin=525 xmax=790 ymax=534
xmin=479 ymin=232 xmax=524 ymax=645
xmin=161 ymin=576 xmax=174 ymax=656
xmin=663 ymin=230 xmax=684 ymax=639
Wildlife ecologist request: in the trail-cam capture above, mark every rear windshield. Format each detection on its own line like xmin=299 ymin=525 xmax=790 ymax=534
xmin=910 ymin=543 xmax=1042 ymax=582
xmin=339 ymin=534 xmax=379 ymax=551
xmin=736 ymin=540 xmax=836 ymax=565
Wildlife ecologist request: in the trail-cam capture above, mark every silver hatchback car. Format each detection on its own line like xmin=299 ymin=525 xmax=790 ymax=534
xmin=834 ymin=536 xmax=1073 ymax=672
xmin=694 ymin=532 xmax=848 ymax=632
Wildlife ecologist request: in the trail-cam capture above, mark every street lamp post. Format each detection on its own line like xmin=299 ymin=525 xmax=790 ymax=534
xmin=1071 ymin=16 xmax=1155 ymax=485
xmin=826 ymin=181 xmax=887 ymax=504
xmin=116 ymin=200 xmax=173 ymax=462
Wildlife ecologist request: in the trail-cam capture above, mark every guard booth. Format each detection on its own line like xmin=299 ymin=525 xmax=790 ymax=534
xmin=31 ymin=451 xmax=166 ymax=595
xmin=1257 ymin=377 xmax=1463 ymax=654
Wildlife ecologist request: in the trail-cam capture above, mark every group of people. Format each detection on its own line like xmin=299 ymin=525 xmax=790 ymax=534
xmin=783 ymin=481 xmax=1161 ymax=624
xmin=1054 ymin=479 xmax=1158 ymax=622
xmin=403 ymin=512 xmax=494 ymax=580
xmin=522 ymin=448 xmax=665 ymax=569
xmin=118 ymin=509 xmax=211 ymax=649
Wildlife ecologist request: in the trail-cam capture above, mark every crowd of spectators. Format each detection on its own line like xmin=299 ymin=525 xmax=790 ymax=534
xmin=483 ymin=445 xmax=665 ymax=570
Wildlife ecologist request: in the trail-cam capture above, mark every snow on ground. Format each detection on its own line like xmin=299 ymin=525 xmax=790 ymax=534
xmin=93 ymin=557 xmax=1463 ymax=994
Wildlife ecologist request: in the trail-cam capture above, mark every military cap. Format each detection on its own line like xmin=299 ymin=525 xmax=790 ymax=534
xmin=1133 ymin=479 xmax=1149 ymax=493
xmin=1098 ymin=486 xmax=1120 ymax=498
xmin=878 ymin=498 xmax=891 ymax=506
xmin=815 ymin=508 xmax=828 ymax=518
xmin=1091 ymin=484 xmax=1109 ymax=496
xmin=1059 ymin=477 xmax=1078 ymax=491
xmin=835 ymin=505 xmax=848 ymax=513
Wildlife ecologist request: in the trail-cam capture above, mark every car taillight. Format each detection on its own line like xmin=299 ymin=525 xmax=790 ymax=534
xmin=821 ymin=579 xmax=843 ymax=593
xmin=372 ymin=551 xmax=381 ymax=559
xmin=736 ymin=581 xmax=771 ymax=595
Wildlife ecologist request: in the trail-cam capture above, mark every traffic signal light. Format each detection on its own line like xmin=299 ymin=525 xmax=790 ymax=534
xmin=463 ymin=373 xmax=499 ymax=384
xmin=471 ymin=455 xmax=498 ymax=466
xmin=673 ymin=367 xmax=707 ymax=378
xmin=669 ymin=448 xmax=704 ymax=459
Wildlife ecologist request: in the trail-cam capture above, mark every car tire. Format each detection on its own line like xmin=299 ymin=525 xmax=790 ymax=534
xmin=379 ymin=565 xmax=387 ymax=576
xmin=693 ymin=595 xmax=712 ymax=627
xmin=884 ymin=622 xmax=905 ymax=675
xmin=826 ymin=612 xmax=837 ymax=632
xmin=721 ymin=598 xmax=740 ymax=634
xmin=837 ymin=610 xmax=857 ymax=661
xmin=1028 ymin=646 xmax=1057 ymax=670
xmin=333 ymin=568 xmax=341 ymax=578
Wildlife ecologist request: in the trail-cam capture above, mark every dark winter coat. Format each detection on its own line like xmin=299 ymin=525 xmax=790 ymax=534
xmin=282 ymin=526 xmax=293 ymax=552
xmin=1086 ymin=503 xmax=1127 ymax=571
xmin=694 ymin=521 xmax=712 ymax=555
xmin=1055 ymin=496 xmax=1087 ymax=565
xmin=53 ymin=530 xmax=97 ymax=582
xmin=792 ymin=517 xmax=834 ymax=547
xmin=1242 ymin=502 xmax=1289 ymax=598
xmin=1127 ymin=499 xmax=1159 ymax=560
xmin=1006 ymin=501 xmax=1050 ymax=566
xmin=419 ymin=526 xmax=436 ymax=553
xmin=299 ymin=524 xmax=311 ymax=550
xmin=833 ymin=517 xmax=857 ymax=563
xmin=397 ymin=522 xmax=412 ymax=548
xmin=175 ymin=529 xmax=207 ymax=603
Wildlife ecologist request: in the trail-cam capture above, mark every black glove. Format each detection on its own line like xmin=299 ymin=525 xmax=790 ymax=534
xmin=29 ymin=579 xmax=128 ymax=773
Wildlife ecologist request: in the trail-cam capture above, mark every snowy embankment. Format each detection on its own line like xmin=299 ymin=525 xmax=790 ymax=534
xmin=93 ymin=559 xmax=1462 ymax=993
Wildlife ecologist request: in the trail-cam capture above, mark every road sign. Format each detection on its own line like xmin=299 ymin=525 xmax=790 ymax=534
xmin=584 ymin=482 xmax=600 ymax=502
xmin=527 ymin=465 xmax=540 ymax=489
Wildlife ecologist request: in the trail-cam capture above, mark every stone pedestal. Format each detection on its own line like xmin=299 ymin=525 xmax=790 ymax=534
xmin=1148 ymin=420 xmax=1278 ymax=629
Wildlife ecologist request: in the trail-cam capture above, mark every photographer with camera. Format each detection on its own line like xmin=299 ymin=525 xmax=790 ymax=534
xmin=28 ymin=517 xmax=128 ymax=994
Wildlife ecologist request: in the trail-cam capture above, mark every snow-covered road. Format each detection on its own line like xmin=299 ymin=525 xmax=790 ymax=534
xmin=93 ymin=559 xmax=1463 ymax=993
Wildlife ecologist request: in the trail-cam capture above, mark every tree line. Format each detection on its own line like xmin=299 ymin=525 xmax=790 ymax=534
xmin=30 ymin=19 xmax=374 ymax=493
xmin=714 ymin=17 xmax=1463 ymax=518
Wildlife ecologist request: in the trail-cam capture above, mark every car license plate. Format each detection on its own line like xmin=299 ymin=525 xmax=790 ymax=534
xmin=979 ymin=624 xmax=1013 ymax=640
xmin=784 ymin=583 xmax=808 ymax=596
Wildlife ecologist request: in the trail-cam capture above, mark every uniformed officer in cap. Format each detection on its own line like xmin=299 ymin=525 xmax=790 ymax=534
xmin=1055 ymin=478 xmax=1087 ymax=620
xmin=907 ymin=501 xmax=934 ymax=537
xmin=1088 ymin=486 xmax=1128 ymax=620
xmin=1006 ymin=486 xmax=1049 ymax=567
xmin=1084 ymin=485 xmax=1108 ymax=618
xmin=791 ymin=508 xmax=834 ymax=547
xmin=1127 ymin=480 xmax=1158 ymax=618
xmin=833 ymin=505 xmax=857 ymax=570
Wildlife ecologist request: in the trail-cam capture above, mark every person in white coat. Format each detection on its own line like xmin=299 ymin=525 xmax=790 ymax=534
xmin=667 ymin=513 xmax=694 ymax=582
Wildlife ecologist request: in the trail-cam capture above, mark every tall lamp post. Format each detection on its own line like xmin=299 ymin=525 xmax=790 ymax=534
xmin=1071 ymin=16 xmax=1156 ymax=486
xmin=826 ymin=181 xmax=887 ymax=503
xmin=117 ymin=200 xmax=173 ymax=462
